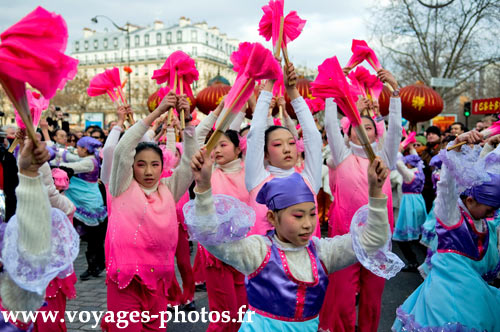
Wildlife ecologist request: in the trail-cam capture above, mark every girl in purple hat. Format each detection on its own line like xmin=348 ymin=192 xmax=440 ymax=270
xmin=184 ymin=147 xmax=402 ymax=332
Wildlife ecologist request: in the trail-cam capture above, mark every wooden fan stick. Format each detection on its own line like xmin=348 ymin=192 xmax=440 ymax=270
xmin=354 ymin=125 xmax=376 ymax=162
xmin=167 ymin=71 xmax=178 ymax=126
xmin=274 ymin=17 xmax=284 ymax=59
xmin=0 ymin=79 xmax=39 ymax=149
xmin=205 ymin=79 xmax=253 ymax=152
xmin=180 ymin=76 xmax=185 ymax=130
xmin=446 ymin=141 xmax=469 ymax=151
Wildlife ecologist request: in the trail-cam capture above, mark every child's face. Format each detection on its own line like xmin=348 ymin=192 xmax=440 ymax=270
xmin=268 ymin=202 xmax=317 ymax=247
xmin=133 ymin=149 xmax=163 ymax=189
xmin=76 ymin=146 xmax=88 ymax=157
xmin=465 ymin=197 xmax=497 ymax=220
xmin=214 ymin=136 xmax=240 ymax=166
xmin=265 ymin=128 xmax=297 ymax=169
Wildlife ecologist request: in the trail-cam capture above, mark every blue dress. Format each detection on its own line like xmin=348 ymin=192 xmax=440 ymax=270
xmin=393 ymin=170 xmax=427 ymax=242
xmin=392 ymin=208 xmax=500 ymax=331
xmin=239 ymin=233 xmax=329 ymax=332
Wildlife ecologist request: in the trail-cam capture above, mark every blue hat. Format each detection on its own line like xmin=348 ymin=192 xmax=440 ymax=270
xmin=464 ymin=173 xmax=500 ymax=209
xmin=256 ymin=173 xmax=315 ymax=211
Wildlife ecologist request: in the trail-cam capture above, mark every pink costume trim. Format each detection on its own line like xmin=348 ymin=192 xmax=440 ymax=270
xmin=278 ymin=247 xmax=319 ymax=287
xmin=247 ymin=247 xmax=272 ymax=279
xmin=248 ymin=305 xmax=319 ymax=322
xmin=0 ymin=302 xmax=32 ymax=330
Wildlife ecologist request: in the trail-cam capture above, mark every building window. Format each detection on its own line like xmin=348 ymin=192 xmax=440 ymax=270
xmin=113 ymin=37 xmax=118 ymax=48
xmin=84 ymin=40 xmax=89 ymax=50
xmin=211 ymin=35 xmax=214 ymax=45
xmin=205 ymin=32 xmax=209 ymax=45
xmin=191 ymin=30 xmax=198 ymax=42
xmin=75 ymin=41 xmax=79 ymax=51
xmin=145 ymin=49 xmax=149 ymax=59
xmin=156 ymin=33 xmax=162 ymax=45
xmin=93 ymin=39 xmax=98 ymax=49
xmin=157 ymin=48 xmax=162 ymax=59
xmin=145 ymin=34 xmax=150 ymax=46
xmin=192 ymin=46 xmax=197 ymax=56
xmin=135 ymin=50 xmax=139 ymax=60
xmin=135 ymin=35 xmax=140 ymax=46
xmin=104 ymin=53 xmax=107 ymax=62
xmin=125 ymin=37 xmax=129 ymax=47
xmin=85 ymin=55 xmax=88 ymax=63
xmin=176 ymin=30 xmax=183 ymax=42
xmin=94 ymin=54 xmax=98 ymax=63
xmin=166 ymin=32 xmax=172 ymax=44
xmin=104 ymin=38 xmax=108 ymax=49
xmin=114 ymin=52 xmax=118 ymax=61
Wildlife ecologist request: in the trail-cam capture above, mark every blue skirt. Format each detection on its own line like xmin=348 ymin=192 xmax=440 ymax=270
xmin=238 ymin=311 xmax=319 ymax=332
xmin=420 ymin=205 xmax=437 ymax=248
xmin=393 ymin=193 xmax=427 ymax=242
xmin=65 ymin=177 xmax=107 ymax=226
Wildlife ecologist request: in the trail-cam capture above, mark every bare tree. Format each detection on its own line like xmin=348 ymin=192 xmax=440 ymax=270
xmin=370 ymin=0 xmax=500 ymax=106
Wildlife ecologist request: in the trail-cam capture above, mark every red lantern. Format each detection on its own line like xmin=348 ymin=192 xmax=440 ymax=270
xmin=400 ymin=82 xmax=443 ymax=124
xmin=377 ymin=85 xmax=392 ymax=117
xmin=196 ymin=82 xmax=231 ymax=115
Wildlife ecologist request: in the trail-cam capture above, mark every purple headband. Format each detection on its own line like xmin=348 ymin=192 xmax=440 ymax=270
xmin=256 ymin=173 xmax=314 ymax=211
xmin=429 ymin=155 xmax=442 ymax=169
xmin=77 ymin=136 xmax=102 ymax=154
xmin=403 ymin=154 xmax=421 ymax=168
xmin=463 ymin=173 xmax=500 ymax=209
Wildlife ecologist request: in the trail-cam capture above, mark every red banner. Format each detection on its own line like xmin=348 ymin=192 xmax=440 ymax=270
xmin=472 ymin=97 xmax=500 ymax=115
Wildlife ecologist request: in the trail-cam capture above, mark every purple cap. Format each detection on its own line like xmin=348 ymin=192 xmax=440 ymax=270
xmin=77 ymin=136 xmax=102 ymax=153
xmin=256 ymin=173 xmax=315 ymax=211
xmin=429 ymin=155 xmax=442 ymax=169
xmin=464 ymin=173 xmax=500 ymax=209
xmin=403 ymin=154 xmax=421 ymax=168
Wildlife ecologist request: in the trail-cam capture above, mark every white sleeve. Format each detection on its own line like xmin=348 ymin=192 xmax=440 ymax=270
xmin=39 ymin=162 xmax=75 ymax=216
xmin=165 ymin=128 xmax=176 ymax=153
xmin=195 ymin=112 xmax=218 ymax=147
xmin=101 ymin=125 xmax=123 ymax=185
xmin=59 ymin=157 xmax=95 ymax=174
xmin=193 ymin=188 xmax=269 ymax=275
xmin=109 ymin=121 xmax=149 ymax=197
xmin=381 ymin=98 xmax=402 ymax=170
xmin=267 ymin=115 xmax=274 ymax=127
xmin=245 ymin=91 xmax=272 ymax=191
xmin=284 ymin=115 xmax=298 ymax=138
xmin=324 ymin=98 xmax=351 ymax=168
xmin=434 ymin=163 xmax=461 ymax=227
xmin=292 ymin=96 xmax=323 ymax=193
xmin=316 ymin=196 xmax=389 ymax=272
xmin=396 ymin=157 xmax=417 ymax=183
xmin=480 ymin=143 xmax=495 ymax=158
xmin=229 ymin=111 xmax=246 ymax=131
xmin=160 ymin=126 xmax=197 ymax=202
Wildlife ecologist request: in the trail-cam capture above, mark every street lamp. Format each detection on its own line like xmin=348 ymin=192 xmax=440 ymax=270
xmin=91 ymin=15 xmax=131 ymax=105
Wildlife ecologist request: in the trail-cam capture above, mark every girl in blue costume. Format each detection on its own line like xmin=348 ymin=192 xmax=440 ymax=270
xmin=185 ymin=147 xmax=403 ymax=332
xmin=392 ymin=132 xmax=500 ymax=332
xmin=59 ymin=136 xmax=107 ymax=279
xmin=393 ymin=151 xmax=428 ymax=271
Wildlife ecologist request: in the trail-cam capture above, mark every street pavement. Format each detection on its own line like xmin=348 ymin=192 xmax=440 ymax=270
xmin=67 ymin=241 xmax=423 ymax=331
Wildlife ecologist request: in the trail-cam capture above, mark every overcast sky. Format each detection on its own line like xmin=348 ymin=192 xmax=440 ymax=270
xmin=0 ymin=0 xmax=375 ymax=71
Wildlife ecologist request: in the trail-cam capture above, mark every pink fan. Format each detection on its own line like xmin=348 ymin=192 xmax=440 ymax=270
xmin=258 ymin=0 xmax=306 ymax=66
xmin=0 ymin=6 xmax=78 ymax=144
xmin=231 ymin=42 xmax=254 ymax=78
xmin=88 ymin=68 xmax=120 ymax=102
xmin=206 ymin=42 xmax=281 ymax=152
xmin=272 ymin=70 xmax=285 ymax=97
xmin=311 ymin=56 xmax=375 ymax=161
xmin=346 ymin=40 xmax=381 ymax=72
xmin=305 ymin=97 xmax=325 ymax=115
xmin=401 ymin=132 xmax=417 ymax=149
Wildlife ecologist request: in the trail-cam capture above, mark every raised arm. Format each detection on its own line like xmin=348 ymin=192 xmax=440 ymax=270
xmin=324 ymin=98 xmax=351 ymax=168
xmin=59 ymin=157 xmax=95 ymax=174
xmin=40 ymin=162 xmax=75 ymax=216
xmin=196 ymin=99 xmax=224 ymax=147
xmin=229 ymin=111 xmax=246 ymax=131
xmin=101 ymin=125 xmax=123 ymax=185
xmin=245 ymin=81 xmax=273 ymax=191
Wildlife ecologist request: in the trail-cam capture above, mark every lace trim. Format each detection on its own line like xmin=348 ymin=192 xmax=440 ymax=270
xmin=394 ymin=307 xmax=484 ymax=332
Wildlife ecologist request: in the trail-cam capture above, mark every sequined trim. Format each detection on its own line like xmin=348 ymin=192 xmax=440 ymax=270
xmin=277 ymin=247 xmax=319 ymax=286
xmin=248 ymin=248 xmax=271 ymax=279
xmin=247 ymin=305 xmax=318 ymax=322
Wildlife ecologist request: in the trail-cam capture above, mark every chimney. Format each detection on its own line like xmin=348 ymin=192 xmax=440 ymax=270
xmin=154 ymin=20 xmax=164 ymax=30
xmin=83 ymin=27 xmax=95 ymax=38
xmin=179 ymin=17 xmax=191 ymax=27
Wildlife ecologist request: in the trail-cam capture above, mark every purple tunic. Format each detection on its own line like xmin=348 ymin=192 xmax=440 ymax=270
xmin=76 ymin=157 xmax=99 ymax=182
xmin=402 ymin=171 xmax=425 ymax=194
xmin=436 ymin=207 xmax=489 ymax=261
xmin=245 ymin=234 xmax=329 ymax=322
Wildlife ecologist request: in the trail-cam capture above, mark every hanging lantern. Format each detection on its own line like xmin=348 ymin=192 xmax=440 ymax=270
xmin=400 ymin=81 xmax=443 ymax=124
xmin=196 ymin=82 xmax=231 ymax=115
xmin=377 ymin=85 xmax=392 ymax=117
xmin=147 ymin=89 xmax=196 ymax=113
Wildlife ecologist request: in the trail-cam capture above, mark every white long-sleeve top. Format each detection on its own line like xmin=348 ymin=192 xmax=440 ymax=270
xmin=195 ymin=112 xmax=218 ymax=147
xmin=193 ymin=188 xmax=389 ymax=280
xmin=245 ymin=91 xmax=323 ymax=193
xmin=39 ymin=162 xmax=75 ymax=216
xmin=229 ymin=111 xmax=246 ymax=132
xmin=325 ymin=98 xmax=402 ymax=170
xmin=109 ymin=120 xmax=196 ymax=202
xmin=396 ymin=152 xmax=419 ymax=184
xmin=101 ymin=125 xmax=123 ymax=185
xmin=59 ymin=156 xmax=96 ymax=175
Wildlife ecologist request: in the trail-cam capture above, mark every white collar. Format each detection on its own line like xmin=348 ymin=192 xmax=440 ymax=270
xmin=139 ymin=181 xmax=159 ymax=196
xmin=458 ymin=199 xmax=485 ymax=232
xmin=215 ymin=158 xmax=242 ymax=173
xmin=349 ymin=141 xmax=378 ymax=158
xmin=267 ymin=165 xmax=295 ymax=178
xmin=272 ymin=233 xmax=308 ymax=252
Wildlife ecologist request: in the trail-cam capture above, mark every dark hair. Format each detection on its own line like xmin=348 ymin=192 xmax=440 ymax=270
xmin=135 ymin=142 xmax=164 ymax=166
xmin=264 ymin=125 xmax=293 ymax=154
xmin=221 ymin=129 xmax=242 ymax=158
xmin=239 ymin=125 xmax=251 ymax=136
xmin=450 ymin=122 xmax=467 ymax=132
xmin=347 ymin=116 xmax=378 ymax=137
xmin=85 ymin=125 xmax=101 ymax=133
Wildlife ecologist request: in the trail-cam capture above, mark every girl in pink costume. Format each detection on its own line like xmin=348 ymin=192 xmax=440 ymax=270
xmin=102 ymin=92 xmax=196 ymax=332
xmin=319 ymin=69 xmax=402 ymax=332
xmin=245 ymin=63 xmax=323 ymax=237
xmin=195 ymin=102 xmax=251 ymax=332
